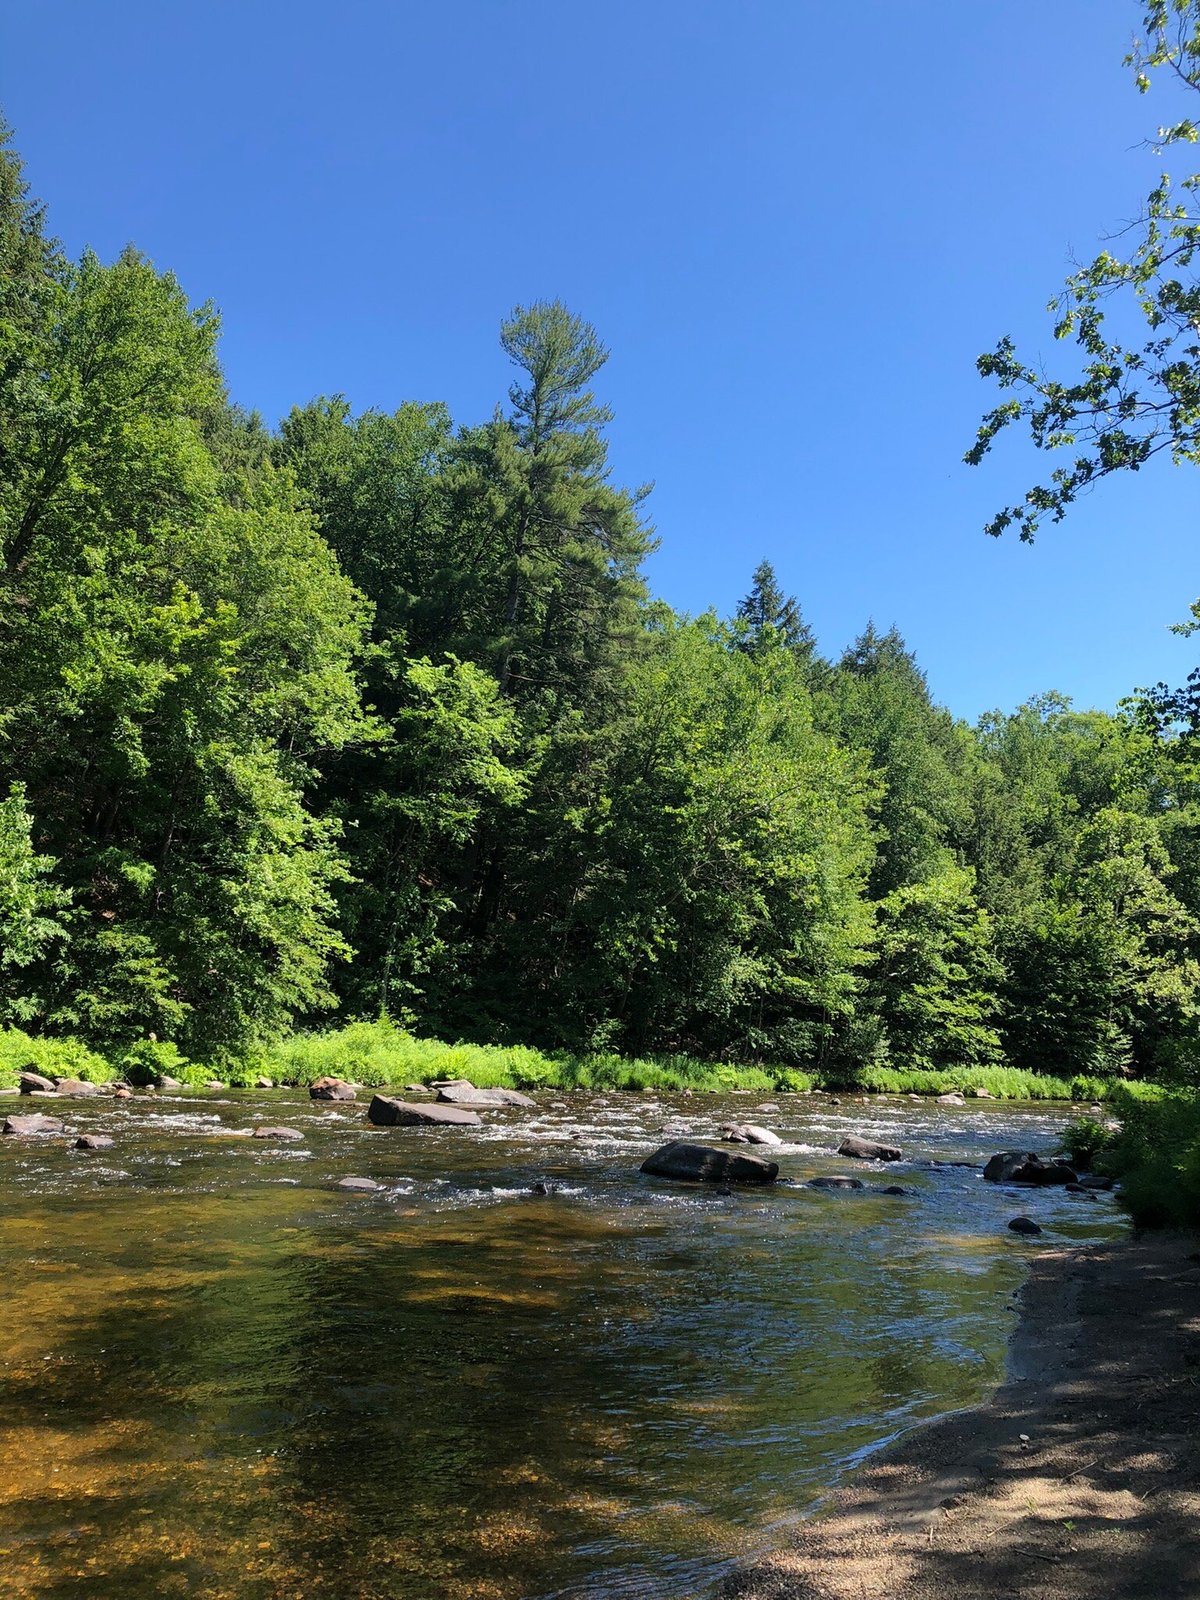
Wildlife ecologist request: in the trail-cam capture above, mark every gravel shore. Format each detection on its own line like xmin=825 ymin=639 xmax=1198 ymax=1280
xmin=720 ymin=1233 xmax=1200 ymax=1600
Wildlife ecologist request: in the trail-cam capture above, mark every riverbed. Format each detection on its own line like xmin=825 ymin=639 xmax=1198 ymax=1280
xmin=0 ymin=1088 xmax=1124 ymax=1599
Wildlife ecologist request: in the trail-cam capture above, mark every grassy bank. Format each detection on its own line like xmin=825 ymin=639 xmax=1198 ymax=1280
xmin=0 ymin=1018 xmax=1130 ymax=1101
xmin=1065 ymin=1084 xmax=1200 ymax=1229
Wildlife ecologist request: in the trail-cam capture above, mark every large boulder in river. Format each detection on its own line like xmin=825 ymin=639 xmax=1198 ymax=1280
xmin=721 ymin=1123 xmax=782 ymax=1146
xmin=838 ymin=1134 xmax=902 ymax=1162
xmin=983 ymin=1151 xmax=1076 ymax=1186
xmin=3 ymin=1113 xmax=63 ymax=1135
xmin=436 ymin=1084 xmax=536 ymax=1109
xmin=368 ymin=1095 xmax=482 ymax=1128
xmin=640 ymin=1141 xmax=778 ymax=1184
xmin=310 ymin=1076 xmax=356 ymax=1101
xmin=55 ymin=1078 xmax=101 ymax=1097
xmin=18 ymin=1071 xmax=55 ymax=1095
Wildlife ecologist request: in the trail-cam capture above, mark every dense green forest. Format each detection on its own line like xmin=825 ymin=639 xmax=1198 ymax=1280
xmin=2 ymin=119 xmax=1199 ymax=1091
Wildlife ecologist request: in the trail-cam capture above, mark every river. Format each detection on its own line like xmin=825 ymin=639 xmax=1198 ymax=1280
xmin=0 ymin=1086 xmax=1123 ymax=1599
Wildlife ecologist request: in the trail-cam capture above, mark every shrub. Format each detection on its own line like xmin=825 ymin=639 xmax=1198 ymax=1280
xmin=120 ymin=1039 xmax=191 ymax=1086
xmin=1101 ymin=1087 xmax=1200 ymax=1229
xmin=0 ymin=1027 xmax=114 ymax=1086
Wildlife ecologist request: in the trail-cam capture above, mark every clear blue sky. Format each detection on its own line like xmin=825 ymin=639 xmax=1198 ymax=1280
xmin=3 ymin=0 xmax=1195 ymax=720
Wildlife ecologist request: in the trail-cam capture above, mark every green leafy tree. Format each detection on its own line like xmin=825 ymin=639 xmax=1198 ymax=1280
xmin=868 ymin=862 xmax=1005 ymax=1073
xmin=966 ymin=2 xmax=1200 ymax=539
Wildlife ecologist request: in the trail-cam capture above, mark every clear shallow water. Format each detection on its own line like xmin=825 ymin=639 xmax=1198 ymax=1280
xmin=0 ymin=1088 xmax=1123 ymax=1599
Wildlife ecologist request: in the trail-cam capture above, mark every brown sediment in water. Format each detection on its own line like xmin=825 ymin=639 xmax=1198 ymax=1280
xmin=720 ymin=1233 xmax=1200 ymax=1600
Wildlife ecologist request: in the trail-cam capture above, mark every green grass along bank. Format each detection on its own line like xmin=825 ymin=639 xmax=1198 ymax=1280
xmin=0 ymin=1017 xmax=1135 ymax=1102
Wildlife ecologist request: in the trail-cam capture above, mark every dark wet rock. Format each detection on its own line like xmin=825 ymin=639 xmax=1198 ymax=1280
xmin=368 ymin=1095 xmax=482 ymax=1128
xmin=879 ymin=1184 xmax=912 ymax=1195
xmin=937 ymin=1092 xmax=965 ymax=1106
xmin=1077 ymin=1173 xmax=1115 ymax=1190
xmin=640 ymin=1141 xmax=778 ymax=1185
xmin=18 ymin=1071 xmax=55 ymax=1095
xmin=75 ymin=1133 xmax=114 ymax=1151
xmin=839 ymin=1134 xmax=902 ymax=1162
xmin=3 ymin=1113 xmax=63 ymax=1135
xmin=809 ymin=1175 xmax=865 ymax=1190
xmin=1008 ymin=1216 xmax=1043 ymax=1236
xmin=310 ymin=1076 xmax=356 ymax=1102
xmin=252 ymin=1125 xmax=304 ymax=1141
xmin=55 ymin=1077 xmax=101 ymax=1097
xmin=983 ymin=1151 xmax=1076 ymax=1186
xmin=829 ymin=1097 xmax=842 ymax=1105
xmin=721 ymin=1123 xmax=782 ymax=1146
xmin=335 ymin=1176 xmax=381 ymax=1191
xmin=436 ymin=1084 xmax=536 ymax=1108
xmin=530 ymin=1180 xmax=555 ymax=1195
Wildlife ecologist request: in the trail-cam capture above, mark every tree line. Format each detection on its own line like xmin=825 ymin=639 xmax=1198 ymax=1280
xmin=2 ymin=122 xmax=1199 ymax=1083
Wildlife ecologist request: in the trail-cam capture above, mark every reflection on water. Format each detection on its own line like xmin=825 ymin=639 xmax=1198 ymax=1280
xmin=0 ymin=1088 xmax=1122 ymax=1598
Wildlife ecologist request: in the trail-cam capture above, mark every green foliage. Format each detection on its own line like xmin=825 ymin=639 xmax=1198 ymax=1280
xmin=845 ymin=1063 xmax=1081 ymax=1100
xmin=1101 ymin=1085 xmax=1200 ymax=1227
xmin=967 ymin=3 xmax=1200 ymax=539
xmin=120 ymin=1039 xmax=190 ymax=1086
xmin=1061 ymin=1114 xmax=1116 ymax=1169
xmin=0 ymin=1026 xmax=114 ymax=1087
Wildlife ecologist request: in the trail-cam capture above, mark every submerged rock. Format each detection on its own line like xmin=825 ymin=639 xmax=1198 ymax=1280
xmin=18 ymin=1071 xmax=55 ymax=1095
xmin=252 ymin=1125 xmax=304 ymax=1141
xmin=310 ymin=1076 xmax=356 ymax=1102
xmin=1008 ymin=1216 xmax=1043 ymax=1236
xmin=435 ymin=1084 xmax=536 ymax=1108
xmin=367 ymin=1096 xmax=482 ymax=1128
xmin=721 ymin=1123 xmax=782 ymax=1146
xmin=983 ymin=1151 xmax=1076 ymax=1186
xmin=879 ymin=1184 xmax=912 ymax=1195
xmin=809 ymin=1175 xmax=865 ymax=1190
xmin=530 ymin=1180 xmax=555 ymax=1195
xmin=640 ymin=1141 xmax=778 ymax=1184
xmin=3 ymin=1113 xmax=63 ymax=1135
xmin=75 ymin=1133 xmax=114 ymax=1151
xmin=839 ymin=1135 xmax=902 ymax=1162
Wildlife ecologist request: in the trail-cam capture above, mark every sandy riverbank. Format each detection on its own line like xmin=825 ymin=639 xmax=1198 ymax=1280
xmin=720 ymin=1233 xmax=1200 ymax=1600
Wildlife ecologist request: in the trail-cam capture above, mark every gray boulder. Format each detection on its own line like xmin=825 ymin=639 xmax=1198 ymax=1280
xmin=435 ymin=1084 xmax=536 ymax=1108
xmin=721 ymin=1123 xmax=782 ymax=1146
xmin=983 ymin=1151 xmax=1076 ymax=1186
xmin=252 ymin=1125 xmax=304 ymax=1141
xmin=839 ymin=1134 xmax=902 ymax=1162
xmin=3 ymin=1113 xmax=64 ymax=1135
xmin=640 ymin=1141 xmax=778 ymax=1184
xmin=55 ymin=1077 xmax=101 ymax=1097
xmin=367 ymin=1095 xmax=482 ymax=1128
xmin=18 ymin=1071 xmax=56 ymax=1095
xmin=937 ymin=1092 xmax=965 ymax=1106
xmin=335 ymin=1176 xmax=381 ymax=1191
xmin=75 ymin=1133 xmax=115 ymax=1151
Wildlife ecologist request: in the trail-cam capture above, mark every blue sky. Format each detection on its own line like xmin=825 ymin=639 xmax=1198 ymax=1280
xmin=3 ymin=0 xmax=1195 ymax=720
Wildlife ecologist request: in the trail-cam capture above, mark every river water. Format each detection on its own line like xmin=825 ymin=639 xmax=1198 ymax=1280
xmin=0 ymin=1087 xmax=1123 ymax=1599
